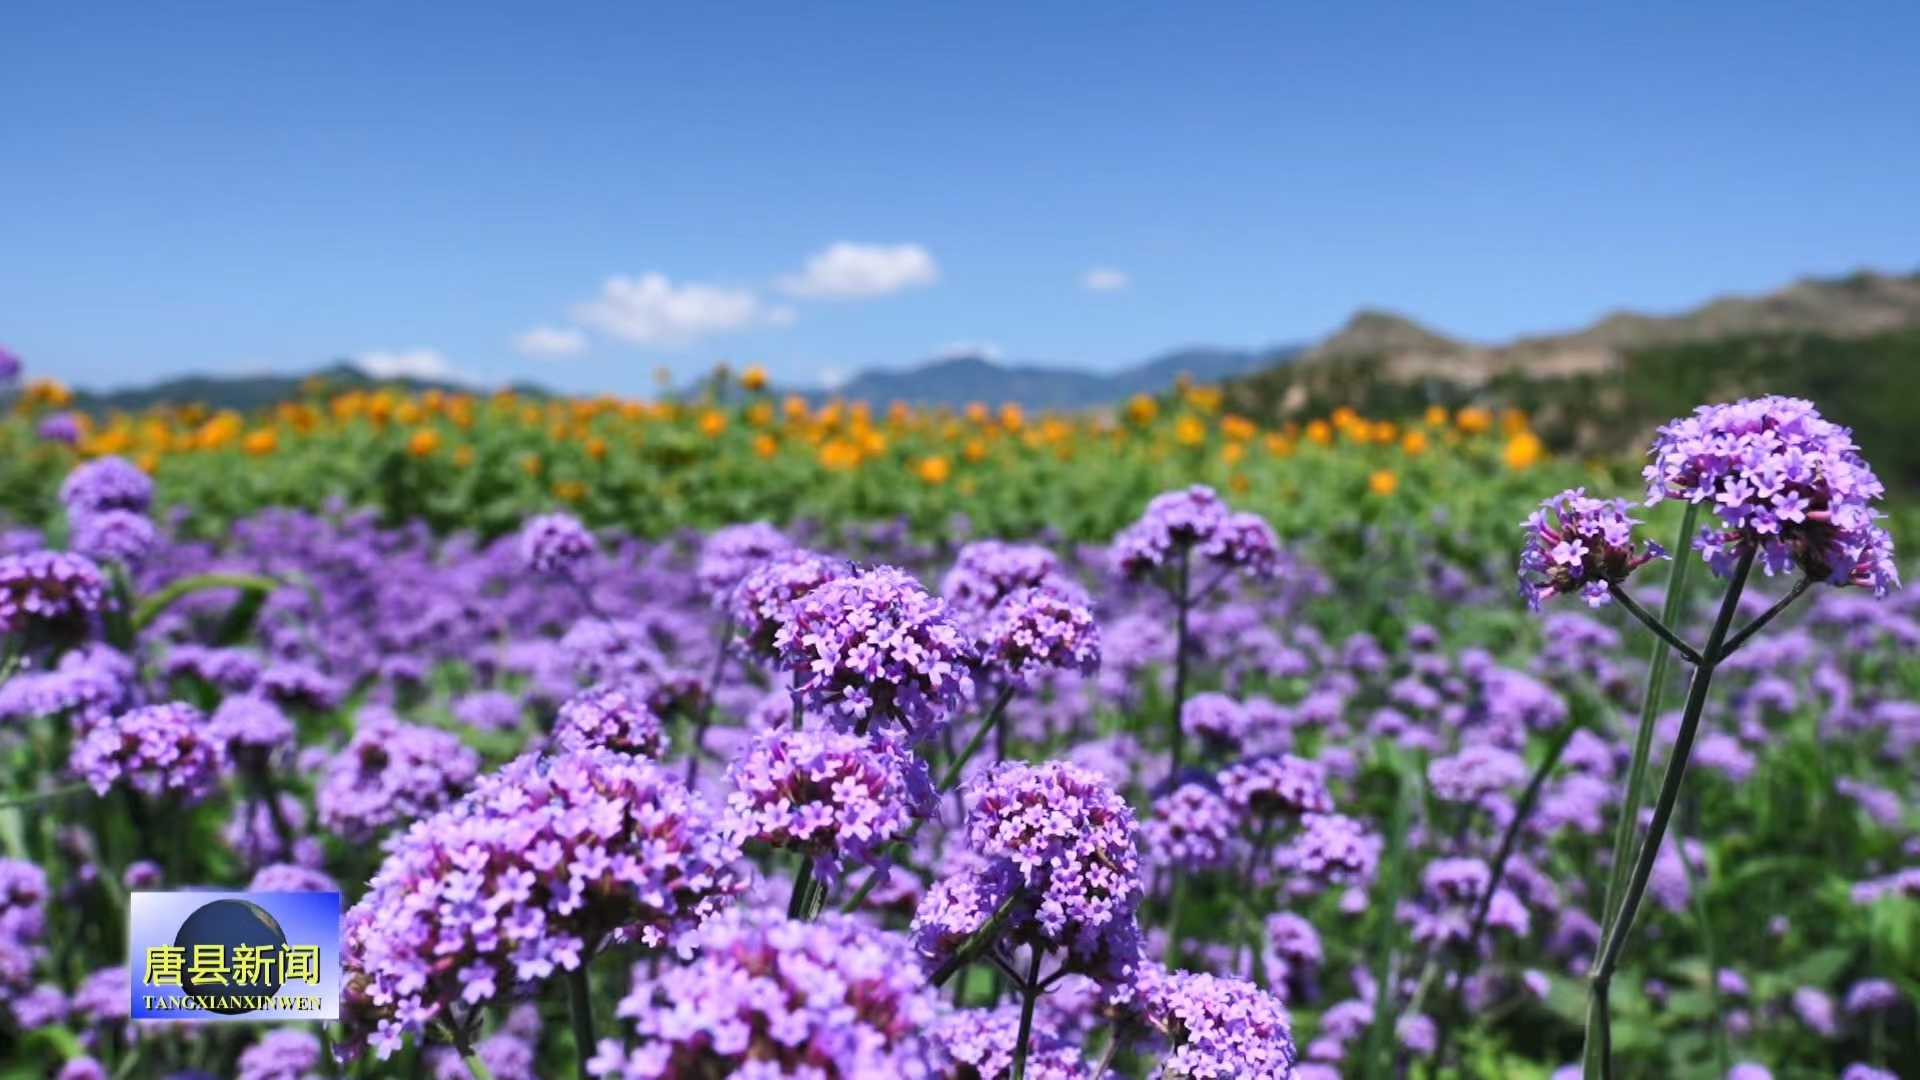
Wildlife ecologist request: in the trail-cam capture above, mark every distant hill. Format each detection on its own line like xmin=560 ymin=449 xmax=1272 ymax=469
xmin=70 ymin=362 xmax=546 ymax=415
xmin=1223 ymin=266 xmax=1920 ymax=488
xmin=808 ymin=345 xmax=1302 ymax=409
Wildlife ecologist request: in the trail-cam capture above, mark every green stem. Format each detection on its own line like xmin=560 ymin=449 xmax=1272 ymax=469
xmin=566 ymin=963 xmax=597 ymax=1080
xmin=0 ymin=782 xmax=91 ymax=810
xmin=1584 ymin=542 xmax=1755 ymax=1079
xmin=939 ymin=688 xmax=1017 ymax=792
xmin=1715 ymin=576 xmax=1813 ymax=662
xmin=930 ymin=888 xmax=1025 ymax=987
xmin=130 ymin=572 xmax=281 ymax=631
xmin=787 ymin=856 xmax=825 ymax=920
xmin=1164 ymin=874 xmax=1189 ymax=969
xmin=460 ymin=1049 xmax=497 ymax=1080
xmin=1609 ymin=585 xmax=1703 ymax=666
xmin=1010 ymin=950 xmax=1043 ymax=1080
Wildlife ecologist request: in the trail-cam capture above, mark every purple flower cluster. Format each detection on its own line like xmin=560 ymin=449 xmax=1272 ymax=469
xmin=234 ymin=1029 xmax=324 ymax=1080
xmin=695 ymin=521 xmax=793 ymax=604
xmin=1182 ymin=693 xmax=1252 ymax=756
xmin=553 ymin=683 xmax=668 ymax=758
xmin=1517 ymin=488 xmax=1668 ymax=611
xmin=725 ymin=727 xmax=933 ymax=880
xmin=341 ymin=749 xmax=745 ymax=1060
xmin=0 ymin=550 xmax=111 ymax=638
xmin=1283 ymin=813 xmax=1379 ymax=884
xmin=1427 ymin=744 xmax=1528 ymax=804
xmin=978 ymin=585 xmax=1102 ymax=688
xmin=1110 ymin=485 xmax=1281 ymax=582
xmin=315 ymin=709 xmax=480 ymax=840
xmin=588 ymin=912 xmax=938 ymax=1078
xmin=725 ymin=548 xmax=848 ymax=655
xmin=1143 ymin=781 xmax=1241 ymax=872
xmin=940 ymin=540 xmax=1082 ymax=623
xmin=0 ymin=859 xmax=49 ymax=1004
xmin=71 ymin=702 xmax=228 ymax=801
xmin=930 ymin=1005 xmax=1097 ymax=1080
xmin=70 ymin=509 xmax=159 ymax=569
xmin=1137 ymin=965 xmax=1298 ymax=1079
xmin=1643 ymin=396 xmax=1899 ymax=595
xmin=774 ymin=565 xmax=976 ymax=735
xmin=208 ymin=695 xmax=296 ymax=770
xmin=59 ymin=457 xmax=154 ymax=518
xmin=1219 ymin=754 xmax=1334 ymax=819
xmin=519 ymin=512 xmax=596 ymax=576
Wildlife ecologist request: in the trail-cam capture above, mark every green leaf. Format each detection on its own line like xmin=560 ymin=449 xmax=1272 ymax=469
xmin=131 ymin=572 xmax=282 ymax=631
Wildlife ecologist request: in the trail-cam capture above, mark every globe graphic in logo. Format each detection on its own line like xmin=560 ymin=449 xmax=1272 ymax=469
xmin=172 ymin=899 xmax=288 ymax=1014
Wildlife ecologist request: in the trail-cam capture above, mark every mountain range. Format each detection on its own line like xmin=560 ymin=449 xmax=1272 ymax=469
xmin=60 ymin=265 xmax=1920 ymax=418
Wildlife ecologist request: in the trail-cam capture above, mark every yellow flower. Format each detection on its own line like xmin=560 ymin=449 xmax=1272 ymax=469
xmin=1264 ymin=432 xmax=1295 ymax=457
xmin=1305 ymin=419 xmax=1333 ymax=446
xmin=243 ymin=429 xmax=279 ymax=456
xmin=1174 ymin=415 xmax=1207 ymax=447
xmin=1401 ymin=430 xmax=1429 ymax=455
xmin=964 ymin=402 xmax=990 ymax=425
xmin=963 ymin=439 xmax=987 ymax=463
xmin=1500 ymin=408 xmax=1531 ymax=437
xmin=136 ymin=452 xmax=159 ymax=474
xmin=1124 ymin=394 xmax=1159 ymax=425
xmin=819 ymin=439 xmax=861 ymax=470
xmin=1183 ymin=385 xmax=1223 ymax=414
xmin=1220 ymin=414 xmax=1258 ymax=442
xmin=1372 ymin=420 xmax=1397 ymax=445
xmin=1222 ymin=442 xmax=1246 ymax=465
xmin=1503 ymin=431 xmax=1545 ymax=470
xmin=585 ymin=437 xmax=608 ymax=461
xmin=554 ymin=479 xmax=586 ymax=503
xmin=915 ymin=456 xmax=951 ymax=485
xmin=1424 ymin=404 xmax=1450 ymax=427
xmin=740 ymin=364 xmax=769 ymax=392
xmin=753 ymin=433 xmax=778 ymax=458
xmin=998 ymin=403 xmax=1025 ymax=431
xmin=1456 ymin=406 xmax=1492 ymax=435
xmin=699 ymin=410 xmax=727 ymax=438
xmin=1369 ymin=469 xmax=1398 ymax=496
xmin=407 ymin=429 xmax=440 ymax=458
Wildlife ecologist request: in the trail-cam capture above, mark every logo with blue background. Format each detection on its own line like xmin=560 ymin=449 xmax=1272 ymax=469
xmin=129 ymin=891 xmax=341 ymax=1021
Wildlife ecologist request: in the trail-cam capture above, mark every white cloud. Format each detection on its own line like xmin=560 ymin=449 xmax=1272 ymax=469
xmin=354 ymin=348 xmax=469 ymax=383
xmin=778 ymin=242 xmax=939 ymax=300
xmin=816 ymin=364 xmax=852 ymax=391
xmin=573 ymin=273 xmax=793 ymax=349
xmin=512 ymin=325 xmax=588 ymax=360
xmin=1081 ymin=267 xmax=1130 ymax=292
xmin=929 ymin=341 xmax=1003 ymax=363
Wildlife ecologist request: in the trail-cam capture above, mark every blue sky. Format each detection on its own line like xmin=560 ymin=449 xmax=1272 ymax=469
xmin=3 ymin=1 xmax=1916 ymax=396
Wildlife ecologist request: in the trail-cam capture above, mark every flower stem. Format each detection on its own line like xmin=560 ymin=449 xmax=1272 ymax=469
xmin=1167 ymin=546 xmax=1193 ymax=773
xmin=1715 ymin=576 xmax=1813 ymax=662
xmin=1583 ymin=542 xmax=1754 ymax=1079
xmin=460 ymin=1049 xmax=497 ymax=1080
xmin=1607 ymin=585 xmax=1703 ymax=666
xmin=940 ymin=688 xmax=1016 ymax=792
xmin=1010 ymin=950 xmax=1044 ymax=1080
xmin=565 ymin=963 xmax=596 ymax=1080
xmin=787 ymin=856 xmax=825 ymax=920
xmin=682 ymin=619 xmax=734 ymax=788
xmin=1428 ymin=712 xmax=1580 ymax=1071
xmin=930 ymin=888 xmax=1024 ymax=987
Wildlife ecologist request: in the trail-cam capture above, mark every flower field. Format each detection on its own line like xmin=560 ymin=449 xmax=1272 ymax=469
xmin=0 ymin=358 xmax=1916 ymax=1080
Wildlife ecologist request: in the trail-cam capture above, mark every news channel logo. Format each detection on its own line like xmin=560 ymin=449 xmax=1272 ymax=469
xmin=128 ymin=891 xmax=342 ymax=1021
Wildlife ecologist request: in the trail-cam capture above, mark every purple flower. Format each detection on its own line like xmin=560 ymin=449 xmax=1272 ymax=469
xmin=1791 ymin=986 xmax=1837 ymax=1036
xmin=553 ymin=683 xmax=668 ymax=759
xmin=940 ymin=540 xmax=1082 ymax=625
xmin=696 ymin=521 xmax=793 ymax=605
xmin=1283 ymin=813 xmax=1379 ymax=884
xmin=964 ymin=761 xmax=1144 ymax=941
xmin=518 ymin=512 xmax=596 ymax=576
xmin=1725 ymin=1065 xmax=1771 ymax=1080
xmin=1110 ymin=485 xmax=1280 ymax=582
xmin=1427 ymin=745 xmax=1528 ymax=804
xmin=978 ymin=585 xmax=1102 ymax=688
xmin=1643 ymin=396 xmax=1899 ymax=596
xmin=0 ymin=345 xmax=18 ymax=386
xmin=71 ymin=702 xmax=228 ymax=801
xmin=315 ymin=710 xmax=479 ymax=841
xmin=1517 ymin=488 xmax=1668 ymax=611
xmin=930 ymin=1005 xmax=1095 ymax=1080
xmin=9 ymin=983 xmax=66 ymax=1028
xmin=341 ymin=749 xmax=745 ymax=1060
xmin=428 ymin=1032 xmax=538 ymax=1080
xmin=0 ymin=550 xmax=111 ymax=638
xmin=57 ymin=1060 xmax=108 ymax=1080
xmin=1263 ymin=912 xmax=1324 ymax=989
xmin=235 ymin=1030 xmax=323 ymax=1080
xmin=208 ymin=695 xmax=296 ymax=770
xmin=452 ymin=690 xmax=525 ymax=733
xmin=1841 ymin=1067 xmax=1900 ymax=1080
xmin=70 ymin=509 xmax=159 ymax=568
xmin=36 ymin=412 xmax=81 ymax=445
xmin=725 ymin=727 xmax=934 ymax=881
xmin=588 ymin=912 xmax=937 ymax=1078
xmin=725 ymin=548 xmax=849 ymax=656
xmin=1844 ymin=978 xmax=1901 ymax=1013
xmin=1144 ymin=780 xmax=1241 ymax=872
xmin=1137 ymin=965 xmax=1298 ymax=1079
xmin=60 ymin=457 xmax=155 ymax=517
xmin=258 ymin=662 xmax=344 ymax=711
xmin=162 ymin=645 xmax=263 ymax=692
xmin=0 ymin=859 xmax=49 ymax=1000
xmin=1220 ymin=754 xmax=1334 ymax=819
xmin=774 ymin=565 xmax=976 ymax=736
xmin=248 ymin=863 xmax=340 ymax=893
xmin=1182 ymin=693 xmax=1252 ymax=757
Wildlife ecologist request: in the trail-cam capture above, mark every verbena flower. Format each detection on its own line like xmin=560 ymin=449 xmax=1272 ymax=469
xmin=553 ymin=683 xmax=668 ymax=759
xmin=1643 ymin=396 xmax=1899 ymax=596
xmin=978 ymin=585 xmax=1102 ymax=688
xmin=588 ymin=911 xmax=937 ymax=1079
xmin=36 ymin=414 xmax=80 ymax=445
xmin=1181 ymin=693 xmax=1252 ymax=757
xmin=1517 ymin=488 xmax=1668 ymax=611
xmin=1427 ymin=745 xmax=1528 ymax=804
xmin=0 ymin=859 xmax=49 ymax=1003
xmin=59 ymin=457 xmax=154 ymax=518
xmin=69 ymin=510 xmax=159 ymax=569
xmin=452 ymin=690 xmax=524 ymax=733
xmin=235 ymin=1029 xmax=323 ymax=1080
xmin=1263 ymin=912 xmax=1323 ymax=991
xmin=518 ymin=512 xmax=596 ymax=576
xmin=0 ymin=550 xmax=111 ymax=638
xmin=1111 ymin=485 xmax=1281 ymax=582
xmin=726 ymin=727 xmax=933 ymax=881
xmin=1284 ymin=813 xmax=1379 ymax=884
xmin=1137 ymin=965 xmax=1298 ymax=1079
xmin=929 ymin=1005 xmax=1096 ymax=1080
xmin=774 ymin=565 xmax=975 ymax=736
xmin=248 ymin=863 xmax=339 ymax=893
xmin=1219 ymin=754 xmax=1334 ymax=820
xmin=208 ymin=695 xmax=296 ymax=771
xmin=340 ymin=749 xmax=744 ymax=1061
xmin=1143 ymin=781 xmax=1241 ymax=872
xmin=315 ymin=710 xmax=479 ymax=841
xmin=71 ymin=702 xmax=227 ymax=801
xmin=726 ymin=549 xmax=849 ymax=656
xmin=940 ymin=541 xmax=1083 ymax=626
xmin=695 ymin=521 xmax=793 ymax=605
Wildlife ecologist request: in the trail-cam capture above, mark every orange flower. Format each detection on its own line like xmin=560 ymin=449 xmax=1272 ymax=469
xmin=963 ymin=439 xmax=987 ymax=463
xmin=554 ymin=479 xmax=586 ymax=502
xmin=1305 ymin=419 xmax=1333 ymax=446
xmin=915 ymin=456 xmax=951 ymax=485
xmin=1424 ymin=404 xmax=1449 ymax=427
xmin=1124 ymin=394 xmax=1159 ymax=426
xmin=1456 ymin=406 xmax=1492 ymax=435
xmin=243 ymin=429 xmax=278 ymax=456
xmin=998 ymin=403 xmax=1024 ymax=431
xmin=585 ymin=437 xmax=608 ymax=461
xmin=740 ymin=364 xmax=769 ymax=392
xmin=1368 ymin=469 xmax=1398 ymax=496
xmin=1174 ymin=415 xmax=1207 ymax=447
xmin=1222 ymin=442 xmax=1246 ymax=465
xmin=1401 ymin=430 xmax=1429 ymax=455
xmin=1229 ymin=473 xmax=1250 ymax=495
xmin=753 ymin=433 xmax=778 ymax=458
xmin=1500 ymin=408 xmax=1531 ymax=437
xmin=1220 ymin=414 xmax=1257 ymax=442
xmin=699 ymin=410 xmax=727 ymax=438
xmin=1264 ymin=432 xmax=1295 ymax=457
xmin=1503 ymin=431 xmax=1544 ymax=470
xmin=407 ymin=429 xmax=440 ymax=458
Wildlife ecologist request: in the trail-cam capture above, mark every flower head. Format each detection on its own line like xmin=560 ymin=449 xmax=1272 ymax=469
xmin=726 ymin=727 xmax=934 ymax=880
xmin=978 ymin=585 xmax=1102 ymax=688
xmin=1219 ymin=754 xmax=1334 ymax=819
xmin=1111 ymin=486 xmax=1281 ymax=582
xmin=518 ymin=512 xmax=595 ymax=576
xmin=316 ymin=710 xmax=479 ymax=841
xmin=0 ymin=550 xmax=111 ymax=638
xmin=553 ymin=683 xmax=668 ymax=759
xmin=71 ymin=702 xmax=227 ymax=801
xmin=1143 ymin=780 xmax=1241 ymax=872
xmin=1518 ymin=488 xmax=1668 ymax=611
xmin=696 ymin=522 xmax=793 ymax=605
xmin=60 ymin=457 xmax=154 ymax=518
xmin=726 ymin=549 xmax=849 ymax=656
xmin=1643 ymin=396 xmax=1898 ymax=596
xmin=1138 ymin=965 xmax=1298 ymax=1079
xmin=70 ymin=510 xmax=159 ymax=569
